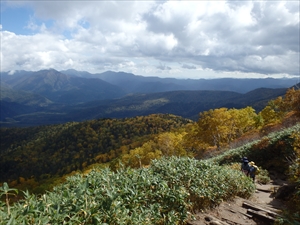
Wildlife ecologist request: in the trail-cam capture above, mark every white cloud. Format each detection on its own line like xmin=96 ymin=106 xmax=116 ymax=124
xmin=0 ymin=0 xmax=299 ymax=78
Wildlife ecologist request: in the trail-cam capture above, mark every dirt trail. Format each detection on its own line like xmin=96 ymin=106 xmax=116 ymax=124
xmin=187 ymin=179 xmax=288 ymax=225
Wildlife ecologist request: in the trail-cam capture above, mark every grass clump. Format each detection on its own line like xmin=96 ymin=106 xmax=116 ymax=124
xmin=0 ymin=156 xmax=255 ymax=225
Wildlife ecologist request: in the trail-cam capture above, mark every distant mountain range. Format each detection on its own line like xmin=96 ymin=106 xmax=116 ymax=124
xmin=61 ymin=69 xmax=298 ymax=94
xmin=0 ymin=69 xmax=298 ymax=127
xmin=1 ymin=69 xmax=126 ymax=104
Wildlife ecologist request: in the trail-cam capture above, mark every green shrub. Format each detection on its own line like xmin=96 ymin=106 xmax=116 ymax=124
xmin=256 ymin=168 xmax=271 ymax=184
xmin=207 ymin=124 xmax=300 ymax=174
xmin=0 ymin=157 xmax=255 ymax=225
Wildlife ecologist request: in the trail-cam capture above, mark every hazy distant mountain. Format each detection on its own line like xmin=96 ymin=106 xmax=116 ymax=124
xmin=1 ymin=69 xmax=126 ymax=104
xmin=1 ymin=87 xmax=286 ymax=127
xmin=0 ymin=69 xmax=296 ymax=127
xmin=61 ymin=69 xmax=298 ymax=94
xmin=62 ymin=70 xmax=185 ymax=93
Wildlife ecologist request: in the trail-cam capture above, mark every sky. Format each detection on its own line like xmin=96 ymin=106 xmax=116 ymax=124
xmin=0 ymin=0 xmax=299 ymax=79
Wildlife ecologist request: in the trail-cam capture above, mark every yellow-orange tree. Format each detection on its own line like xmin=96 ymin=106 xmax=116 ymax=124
xmin=197 ymin=108 xmax=231 ymax=149
xmin=181 ymin=123 xmax=209 ymax=158
xmin=272 ymin=88 xmax=300 ymax=116
xmin=156 ymin=132 xmax=187 ymax=157
xmin=258 ymin=105 xmax=280 ymax=125
xmin=120 ymin=140 xmax=162 ymax=168
xmin=276 ymin=88 xmax=300 ymax=113
xmin=119 ymin=132 xmax=190 ymax=168
xmin=196 ymin=107 xmax=258 ymax=149
xmin=258 ymin=88 xmax=300 ymax=127
xmin=228 ymin=107 xmax=258 ymax=137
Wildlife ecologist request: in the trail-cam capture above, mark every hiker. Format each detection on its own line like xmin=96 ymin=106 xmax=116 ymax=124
xmin=241 ymin=157 xmax=250 ymax=176
xmin=249 ymin=161 xmax=259 ymax=182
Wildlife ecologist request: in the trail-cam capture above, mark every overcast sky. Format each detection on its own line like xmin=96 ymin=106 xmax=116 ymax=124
xmin=1 ymin=0 xmax=299 ymax=79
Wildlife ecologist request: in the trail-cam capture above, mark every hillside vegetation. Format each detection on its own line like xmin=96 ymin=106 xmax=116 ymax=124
xmin=0 ymin=114 xmax=191 ymax=192
xmin=0 ymin=123 xmax=299 ymax=224
xmin=0 ymin=88 xmax=299 ymax=224
xmin=1 ymin=88 xmax=299 ymax=190
xmin=1 ymin=157 xmax=256 ymax=225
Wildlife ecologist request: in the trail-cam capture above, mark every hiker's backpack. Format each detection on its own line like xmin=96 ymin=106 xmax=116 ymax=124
xmin=254 ymin=165 xmax=260 ymax=175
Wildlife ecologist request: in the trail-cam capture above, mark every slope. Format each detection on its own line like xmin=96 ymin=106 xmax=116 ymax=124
xmin=1 ymin=123 xmax=299 ymax=224
xmin=0 ymin=114 xmax=192 ymax=191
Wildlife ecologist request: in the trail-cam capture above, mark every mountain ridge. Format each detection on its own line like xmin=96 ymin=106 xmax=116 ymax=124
xmin=1 ymin=69 xmax=126 ymax=104
xmin=61 ymin=69 xmax=299 ymax=94
xmin=0 ymin=69 xmax=298 ymax=127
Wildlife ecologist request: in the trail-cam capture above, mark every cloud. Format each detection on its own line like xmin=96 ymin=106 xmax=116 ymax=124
xmin=157 ymin=62 xmax=172 ymax=71
xmin=0 ymin=0 xmax=299 ymax=78
xmin=182 ymin=64 xmax=196 ymax=70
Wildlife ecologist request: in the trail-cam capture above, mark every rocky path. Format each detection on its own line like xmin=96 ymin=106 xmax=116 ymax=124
xmin=187 ymin=180 xmax=288 ymax=225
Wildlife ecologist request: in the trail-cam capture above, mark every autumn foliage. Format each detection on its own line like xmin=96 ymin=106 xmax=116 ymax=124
xmin=191 ymin=88 xmax=300 ymax=155
xmin=0 ymin=88 xmax=299 ymax=195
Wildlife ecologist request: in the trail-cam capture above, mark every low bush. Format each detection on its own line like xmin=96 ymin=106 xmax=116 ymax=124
xmin=0 ymin=157 xmax=255 ymax=225
xmin=256 ymin=168 xmax=271 ymax=184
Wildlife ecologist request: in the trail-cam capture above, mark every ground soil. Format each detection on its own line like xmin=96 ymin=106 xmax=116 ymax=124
xmin=187 ymin=179 xmax=290 ymax=225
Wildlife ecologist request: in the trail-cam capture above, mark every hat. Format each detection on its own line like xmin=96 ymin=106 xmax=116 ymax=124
xmin=249 ymin=161 xmax=255 ymax=166
xmin=242 ymin=157 xmax=249 ymax=163
xmin=241 ymin=156 xmax=248 ymax=162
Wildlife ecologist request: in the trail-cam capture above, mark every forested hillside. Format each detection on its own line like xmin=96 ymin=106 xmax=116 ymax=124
xmin=1 ymin=108 xmax=299 ymax=224
xmin=0 ymin=114 xmax=192 ymax=192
